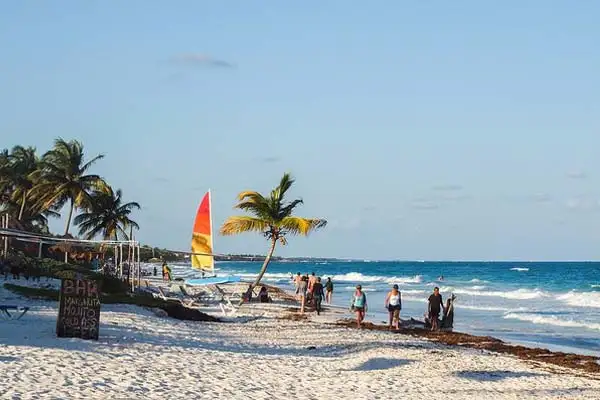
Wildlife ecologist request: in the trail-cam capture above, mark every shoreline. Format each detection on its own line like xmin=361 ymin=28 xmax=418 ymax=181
xmin=2 ymin=279 xmax=600 ymax=398
xmin=333 ymin=319 xmax=600 ymax=376
xmin=244 ymin=282 xmax=600 ymax=376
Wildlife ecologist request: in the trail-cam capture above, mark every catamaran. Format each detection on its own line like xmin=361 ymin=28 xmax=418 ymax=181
xmin=186 ymin=190 xmax=240 ymax=286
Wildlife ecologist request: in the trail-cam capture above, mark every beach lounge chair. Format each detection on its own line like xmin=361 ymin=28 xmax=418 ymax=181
xmin=154 ymin=286 xmax=199 ymax=307
xmin=178 ymin=285 xmax=219 ymax=308
xmin=191 ymin=284 xmax=240 ymax=316
xmin=0 ymin=305 xmax=30 ymax=320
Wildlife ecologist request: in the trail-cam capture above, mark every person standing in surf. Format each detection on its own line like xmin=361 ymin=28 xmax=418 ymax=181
xmin=428 ymin=287 xmax=445 ymax=331
xmin=350 ymin=285 xmax=367 ymax=328
xmin=384 ymin=284 xmax=402 ymax=330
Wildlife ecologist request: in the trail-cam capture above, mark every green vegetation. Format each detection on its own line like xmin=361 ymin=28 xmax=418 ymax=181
xmin=0 ymin=137 xmax=139 ymax=239
xmin=3 ymin=283 xmax=219 ymax=322
xmin=220 ymin=172 xmax=327 ymax=289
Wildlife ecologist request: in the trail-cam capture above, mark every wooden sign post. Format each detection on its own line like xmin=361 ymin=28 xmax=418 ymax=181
xmin=56 ymin=279 xmax=101 ymax=340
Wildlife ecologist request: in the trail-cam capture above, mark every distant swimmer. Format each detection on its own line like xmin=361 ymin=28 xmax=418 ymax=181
xmin=438 ymin=275 xmax=444 ymax=281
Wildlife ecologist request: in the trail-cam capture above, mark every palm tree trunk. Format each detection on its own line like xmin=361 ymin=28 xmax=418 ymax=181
xmin=18 ymin=190 xmax=28 ymax=221
xmin=64 ymin=198 xmax=74 ymax=236
xmin=251 ymin=237 xmax=278 ymax=290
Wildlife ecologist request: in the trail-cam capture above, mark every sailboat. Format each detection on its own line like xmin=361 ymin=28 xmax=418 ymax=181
xmin=190 ymin=190 xmax=215 ymax=274
xmin=186 ymin=191 xmax=240 ymax=286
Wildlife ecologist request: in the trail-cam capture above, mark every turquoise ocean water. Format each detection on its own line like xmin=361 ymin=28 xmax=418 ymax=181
xmin=160 ymin=260 xmax=600 ymax=357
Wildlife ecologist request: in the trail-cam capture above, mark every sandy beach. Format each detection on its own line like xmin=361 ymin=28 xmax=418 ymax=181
xmin=1 ymin=281 xmax=600 ymax=400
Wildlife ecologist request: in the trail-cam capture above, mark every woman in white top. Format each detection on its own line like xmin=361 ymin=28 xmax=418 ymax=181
xmin=384 ymin=284 xmax=402 ymax=330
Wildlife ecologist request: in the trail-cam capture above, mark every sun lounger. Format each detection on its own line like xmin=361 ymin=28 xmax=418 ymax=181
xmin=0 ymin=305 xmax=30 ymax=320
xmin=154 ymin=286 xmax=197 ymax=307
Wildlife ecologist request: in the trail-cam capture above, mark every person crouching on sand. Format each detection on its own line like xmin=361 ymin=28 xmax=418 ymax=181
xmin=350 ymin=285 xmax=367 ymax=328
xmin=384 ymin=284 xmax=402 ymax=330
xmin=428 ymin=287 xmax=445 ymax=331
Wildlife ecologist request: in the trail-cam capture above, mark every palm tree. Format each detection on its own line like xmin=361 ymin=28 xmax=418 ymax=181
xmin=31 ymin=138 xmax=107 ymax=236
xmin=2 ymin=146 xmax=40 ymax=221
xmin=74 ymin=186 xmax=140 ymax=241
xmin=220 ymin=173 xmax=327 ymax=290
xmin=0 ymin=148 xmax=11 ymax=206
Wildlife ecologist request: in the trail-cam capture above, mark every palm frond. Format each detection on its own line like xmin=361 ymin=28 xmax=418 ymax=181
xmin=81 ymin=154 xmax=105 ymax=173
xmin=220 ymin=216 xmax=269 ymax=236
xmin=278 ymin=198 xmax=303 ymax=219
xmin=279 ymin=216 xmax=327 ymax=236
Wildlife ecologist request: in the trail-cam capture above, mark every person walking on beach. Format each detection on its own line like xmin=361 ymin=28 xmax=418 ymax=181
xmin=297 ymin=275 xmax=308 ymax=313
xmin=384 ymin=284 xmax=402 ymax=330
xmin=350 ymin=285 xmax=367 ymax=328
xmin=293 ymin=272 xmax=302 ymax=293
xmin=428 ymin=287 xmax=445 ymax=331
xmin=312 ymin=277 xmax=325 ymax=315
xmin=325 ymin=277 xmax=333 ymax=304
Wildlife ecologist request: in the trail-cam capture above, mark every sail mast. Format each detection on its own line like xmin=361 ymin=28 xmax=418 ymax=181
xmin=208 ymin=188 xmax=215 ymax=272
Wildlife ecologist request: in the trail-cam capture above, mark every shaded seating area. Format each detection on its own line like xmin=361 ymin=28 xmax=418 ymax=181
xmin=0 ymin=305 xmax=30 ymax=320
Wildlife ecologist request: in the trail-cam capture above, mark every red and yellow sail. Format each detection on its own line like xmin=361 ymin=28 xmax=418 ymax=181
xmin=191 ymin=191 xmax=214 ymax=272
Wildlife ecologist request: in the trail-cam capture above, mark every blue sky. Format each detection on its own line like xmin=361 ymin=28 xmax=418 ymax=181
xmin=1 ymin=1 xmax=599 ymax=260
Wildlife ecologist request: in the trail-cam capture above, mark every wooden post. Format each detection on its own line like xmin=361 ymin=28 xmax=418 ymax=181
xmin=119 ymin=243 xmax=123 ymax=278
xmin=113 ymin=245 xmax=118 ymax=277
xmin=38 ymin=240 xmax=43 ymax=258
xmin=3 ymin=214 xmax=9 ymax=259
xmin=1 ymin=214 xmax=4 ymax=259
xmin=137 ymin=243 xmax=141 ymax=288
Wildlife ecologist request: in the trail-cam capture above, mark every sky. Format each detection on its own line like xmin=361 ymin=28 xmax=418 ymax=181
xmin=1 ymin=1 xmax=600 ymax=261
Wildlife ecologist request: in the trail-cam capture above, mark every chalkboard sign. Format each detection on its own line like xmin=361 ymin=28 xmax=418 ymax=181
xmin=56 ymin=279 xmax=101 ymax=340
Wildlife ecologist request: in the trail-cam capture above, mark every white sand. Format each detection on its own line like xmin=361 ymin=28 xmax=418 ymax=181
xmin=1 ymin=282 xmax=600 ymax=399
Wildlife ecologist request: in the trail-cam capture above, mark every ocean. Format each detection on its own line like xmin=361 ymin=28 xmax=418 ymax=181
xmin=160 ymin=260 xmax=600 ymax=357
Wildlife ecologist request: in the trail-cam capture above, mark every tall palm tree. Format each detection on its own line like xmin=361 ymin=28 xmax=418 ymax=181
xmin=1 ymin=198 xmax=60 ymax=233
xmin=220 ymin=173 xmax=327 ymax=290
xmin=2 ymin=146 xmax=40 ymax=221
xmin=31 ymin=138 xmax=107 ymax=236
xmin=74 ymin=186 xmax=140 ymax=240
xmin=0 ymin=148 xmax=11 ymax=206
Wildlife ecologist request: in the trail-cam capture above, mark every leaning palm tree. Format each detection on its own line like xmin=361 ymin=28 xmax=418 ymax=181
xmin=74 ymin=186 xmax=140 ymax=241
xmin=220 ymin=173 xmax=327 ymax=290
xmin=31 ymin=138 xmax=107 ymax=236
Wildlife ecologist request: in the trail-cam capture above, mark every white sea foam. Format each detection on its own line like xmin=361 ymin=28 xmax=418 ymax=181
xmin=328 ymin=272 xmax=423 ymax=285
xmin=504 ymin=313 xmax=600 ymax=332
xmin=469 ymin=278 xmax=488 ymax=283
xmin=456 ymin=304 xmax=528 ymax=312
xmin=343 ymin=286 xmax=378 ymax=292
xmin=557 ymin=291 xmax=600 ymax=308
xmin=469 ymin=285 xmax=487 ymax=290
xmin=510 ymin=267 xmax=530 ymax=272
xmin=452 ymin=288 xmax=547 ymax=300
xmin=591 ymin=284 xmax=600 ymax=288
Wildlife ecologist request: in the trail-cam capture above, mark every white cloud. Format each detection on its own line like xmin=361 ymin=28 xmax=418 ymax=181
xmin=566 ymin=170 xmax=587 ymax=179
xmin=172 ymin=54 xmax=234 ymax=68
xmin=409 ymin=199 xmax=440 ymax=210
xmin=431 ymin=184 xmax=463 ymax=192
xmin=531 ymin=193 xmax=552 ymax=203
xmin=328 ymin=218 xmax=363 ymax=230
xmin=565 ymin=196 xmax=600 ymax=212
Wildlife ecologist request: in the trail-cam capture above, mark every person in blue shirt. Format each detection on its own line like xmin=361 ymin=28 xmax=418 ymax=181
xmin=350 ymin=285 xmax=367 ymax=328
